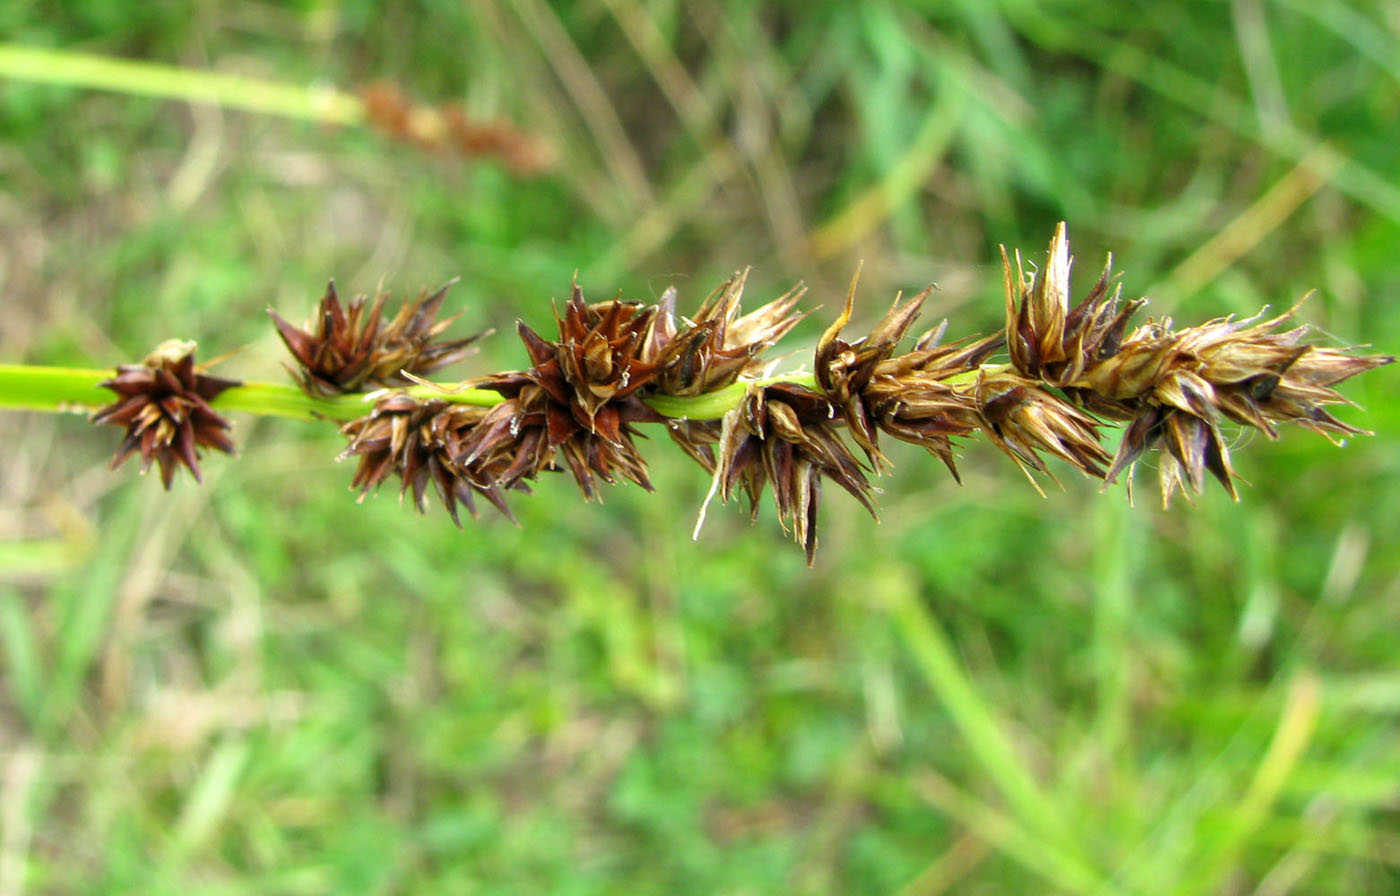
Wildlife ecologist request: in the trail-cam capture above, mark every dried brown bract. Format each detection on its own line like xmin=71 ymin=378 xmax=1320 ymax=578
xmin=340 ymin=393 xmax=515 ymax=523
xmin=270 ymin=280 xmax=482 ymax=396
xmin=697 ymin=383 xmax=875 ymax=565
xmin=91 ymin=340 xmax=240 ymax=488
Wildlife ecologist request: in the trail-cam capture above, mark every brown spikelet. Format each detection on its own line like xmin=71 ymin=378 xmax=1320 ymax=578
xmin=91 ymin=340 xmax=240 ymax=488
xmin=270 ymin=280 xmax=483 ymax=396
xmin=1000 ymin=223 xmax=1393 ymax=506
xmin=815 ymin=268 xmax=1003 ymax=474
xmin=861 ymin=328 xmax=1004 ymax=481
xmin=643 ymin=270 xmax=806 ymax=397
xmin=974 ymin=369 xmax=1111 ymax=491
xmin=1002 ymin=221 xmax=1146 ymax=388
xmin=339 ymin=393 xmax=516 ymax=523
xmin=1091 ymin=306 xmax=1394 ymax=505
xmin=696 ymin=383 xmax=875 ymax=565
xmin=457 ymin=284 xmax=664 ymax=498
xmin=814 ymin=268 xmax=927 ymax=468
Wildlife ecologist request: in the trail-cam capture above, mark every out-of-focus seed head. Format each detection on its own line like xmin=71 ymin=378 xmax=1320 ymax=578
xmin=270 ymin=280 xmax=482 ymax=396
xmin=91 ymin=340 xmax=240 ymax=488
xmin=695 ymin=383 xmax=875 ymax=565
xmin=358 ymin=81 xmax=555 ymax=175
xmin=339 ymin=393 xmax=516 ymax=523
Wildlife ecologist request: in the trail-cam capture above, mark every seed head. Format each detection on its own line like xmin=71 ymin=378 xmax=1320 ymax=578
xmin=696 ymin=382 xmax=875 ymax=565
xmin=91 ymin=339 xmax=240 ymax=488
xmin=642 ymin=270 xmax=806 ymax=397
xmin=270 ymin=280 xmax=482 ymax=396
xmin=458 ymin=284 xmax=664 ymax=498
xmin=339 ymin=393 xmax=516 ymax=523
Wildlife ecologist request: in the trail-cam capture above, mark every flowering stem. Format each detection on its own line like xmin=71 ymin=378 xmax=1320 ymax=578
xmin=0 ymin=44 xmax=361 ymax=124
xmin=0 ymin=363 xmax=852 ymax=423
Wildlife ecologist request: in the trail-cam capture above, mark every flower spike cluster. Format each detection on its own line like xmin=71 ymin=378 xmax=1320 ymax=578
xmin=1000 ymin=223 xmax=1392 ymax=505
xmin=339 ymin=394 xmax=517 ymax=524
xmin=78 ymin=222 xmax=1386 ymax=561
xmin=697 ymin=382 xmax=876 ymax=564
xmin=268 ymin=280 xmax=483 ymax=396
xmin=91 ymin=340 xmax=240 ymax=488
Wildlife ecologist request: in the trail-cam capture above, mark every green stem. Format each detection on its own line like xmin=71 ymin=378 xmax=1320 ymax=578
xmin=642 ymin=373 xmax=818 ymax=419
xmin=0 ymin=44 xmax=362 ymax=124
xmin=0 ymin=365 xmax=114 ymax=413
xmin=0 ymin=363 xmax=999 ymax=422
xmin=0 ymin=364 xmax=838 ymax=423
xmin=213 ymin=383 xmax=365 ymax=422
xmin=0 ymin=365 xmax=509 ymax=422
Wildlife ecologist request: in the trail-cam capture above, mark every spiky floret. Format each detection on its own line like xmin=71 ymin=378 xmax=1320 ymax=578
xmin=339 ymin=393 xmax=516 ymax=523
xmin=91 ymin=340 xmax=239 ymax=488
xmin=1001 ymin=222 xmax=1146 ymax=389
xmin=973 ymin=369 xmax=1111 ymax=490
xmin=269 ymin=280 xmax=482 ymax=396
xmin=695 ymin=382 xmax=875 ymax=565
xmin=642 ymin=269 xmax=806 ymax=396
xmin=459 ymin=284 xmax=665 ymax=498
xmin=855 ymin=328 xmax=1004 ymax=481
xmin=816 ymin=268 xmax=1002 ymax=473
xmin=1084 ymin=307 xmax=1392 ymax=505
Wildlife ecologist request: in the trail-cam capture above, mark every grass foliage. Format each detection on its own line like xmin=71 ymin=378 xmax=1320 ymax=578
xmin=2 ymin=1 xmax=1399 ymax=892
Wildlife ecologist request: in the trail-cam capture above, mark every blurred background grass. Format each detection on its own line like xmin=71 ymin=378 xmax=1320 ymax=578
xmin=1 ymin=1 xmax=1398 ymax=893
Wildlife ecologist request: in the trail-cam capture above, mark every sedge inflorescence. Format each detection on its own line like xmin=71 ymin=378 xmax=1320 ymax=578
xmin=90 ymin=339 xmax=241 ymax=488
xmin=90 ymin=224 xmax=1392 ymax=562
